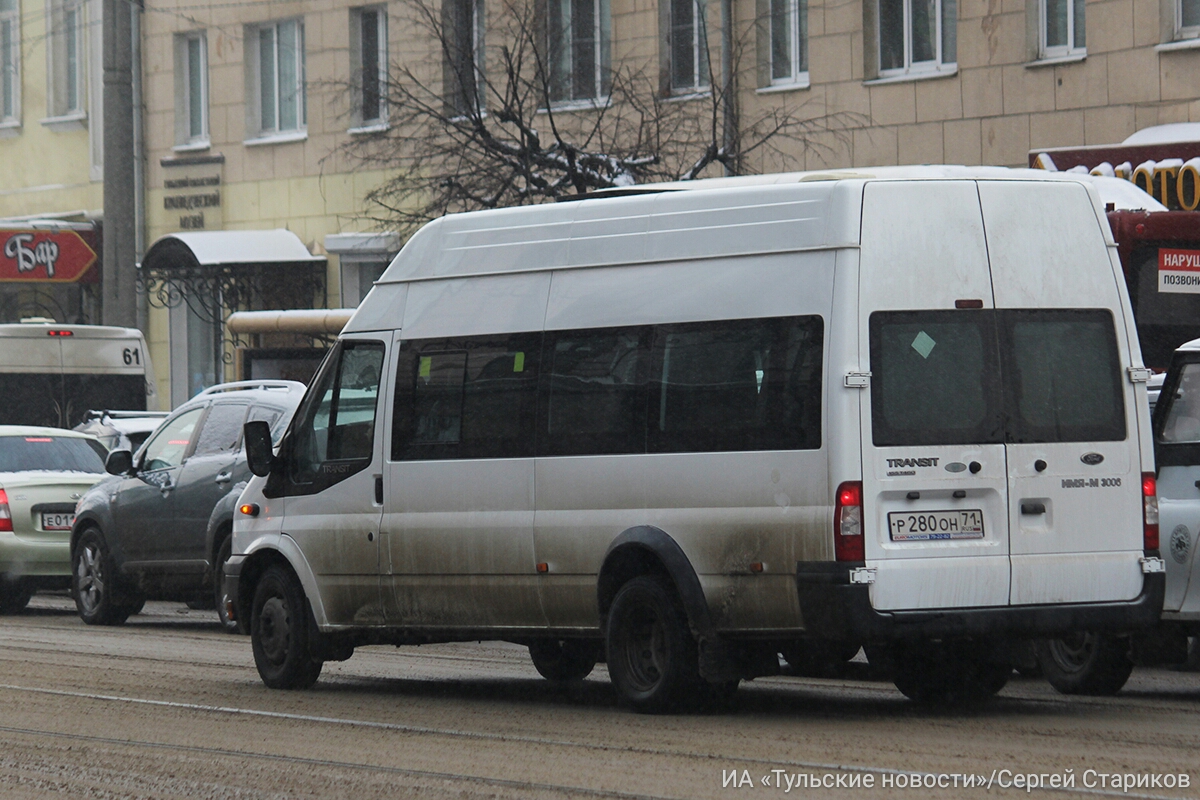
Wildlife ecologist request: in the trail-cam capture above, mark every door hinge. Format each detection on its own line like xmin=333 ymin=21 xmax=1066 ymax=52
xmin=844 ymin=372 xmax=872 ymax=388
xmin=1127 ymin=367 xmax=1153 ymax=383
xmin=1140 ymin=556 xmax=1165 ymax=574
xmin=849 ymin=567 xmax=876 ymax=584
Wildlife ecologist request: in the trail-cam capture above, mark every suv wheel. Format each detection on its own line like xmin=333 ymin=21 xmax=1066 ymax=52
xmin=72 ymin=528 xmax=132 ymax=626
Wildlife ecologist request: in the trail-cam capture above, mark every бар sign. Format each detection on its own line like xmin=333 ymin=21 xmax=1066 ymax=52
xmin=0 ymin=229 xmax=98 ymax=282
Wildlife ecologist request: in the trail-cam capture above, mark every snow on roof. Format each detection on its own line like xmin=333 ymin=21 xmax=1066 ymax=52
xmin=1122 ymin=123 xmax=1200 ymax=146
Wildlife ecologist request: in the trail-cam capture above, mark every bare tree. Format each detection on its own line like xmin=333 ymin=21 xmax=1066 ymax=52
xmin=333 ymin=0 xmax=864 ymax=234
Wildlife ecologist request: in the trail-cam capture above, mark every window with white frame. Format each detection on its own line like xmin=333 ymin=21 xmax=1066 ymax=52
xmin=879 ymin=0 xmax=955 ymax=76
xmin=669 ymin=0 xmax=709 ymax=92
xmin=351 ymin=7 xmax=387 ymax=127
xmin=547 ymin=0 xmax=611 ymax=103
xmin=249 ymin=18 xmax=306 ymax=136
xmin=444 ymin=0 xmax=484 ymax=116
xmin=769 ymin=0 xmax=807 ymax=84
xmin=1178 ymin=0 xmax=1200 ymax=39
xmin=1040 ymin=0 xmax=1084 ymax=57
xmin=48 ymin=0 xmax=84 ymax=117
xmin=174 ymin=32 xmax=208 ymax=145
xmin=0 ymin=0 xmax=18 ymax=123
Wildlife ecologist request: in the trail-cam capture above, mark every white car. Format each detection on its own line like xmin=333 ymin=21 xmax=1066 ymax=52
xmin=0 ymin=426 xmax=108 ymax=612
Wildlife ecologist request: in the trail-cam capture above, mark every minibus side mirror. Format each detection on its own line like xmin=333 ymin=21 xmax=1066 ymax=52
xmin=244 ymin=420 xmax=275 ymax=478
xmin=105 ymin=449 xmax=133 ymax=476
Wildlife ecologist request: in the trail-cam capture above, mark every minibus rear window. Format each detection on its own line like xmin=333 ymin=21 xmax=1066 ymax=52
xmin=871 ymin=309 xmax=1126 ymax=446
xmin=1002 ymin=310 xmax=1125 ymax=444
xmin=870 ymin=312 xmax=1003 ymax=447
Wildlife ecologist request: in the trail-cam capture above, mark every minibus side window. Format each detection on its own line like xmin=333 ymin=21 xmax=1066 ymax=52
xmin=870 ymin=311 xmax=1004 ymax=447
xmin=648 ymin=316 xmax=823 ymax=453
xmin=392 ymin=333 xmax=540 ymax=460
xmin=539 ymin=327 xmax=650 ymax=457
xmin=287 ymin=340 xmax=385 ymax=490
xmin=1000 ymin=309 xmax=1125 ymax=443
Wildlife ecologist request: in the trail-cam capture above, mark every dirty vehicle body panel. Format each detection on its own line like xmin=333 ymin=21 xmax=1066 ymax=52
xmin=228 ymin=167 xmax=1162 ymax=704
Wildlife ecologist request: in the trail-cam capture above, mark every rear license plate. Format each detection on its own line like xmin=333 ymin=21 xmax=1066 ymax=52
xmin=888 ymin=509 xmax=984 ymax=541
xmin=41 ymin=513 xmax=74 ymax=531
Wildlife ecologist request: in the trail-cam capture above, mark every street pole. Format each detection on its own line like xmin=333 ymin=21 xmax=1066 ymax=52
xmin=720 ymin=0 xmax=736 ymax=176
xmin=102 ymin=0 xmax=138 ymax=328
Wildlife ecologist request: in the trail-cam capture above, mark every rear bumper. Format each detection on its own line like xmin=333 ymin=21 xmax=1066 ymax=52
xmin=0 ymin=533 xmax=70 ymax=576
xmin=796 ymin=560 xmax=1165 ymax=642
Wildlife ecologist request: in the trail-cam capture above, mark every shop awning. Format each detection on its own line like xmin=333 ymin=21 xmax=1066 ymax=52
xmin=140 ymin=229 xmax=325 ymax=271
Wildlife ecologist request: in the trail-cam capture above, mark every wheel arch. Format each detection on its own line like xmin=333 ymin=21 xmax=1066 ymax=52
xmin=237 ymin=535 xmax=329 ymax=628
xmin=597 ymin=525 xmax=715 ymax=640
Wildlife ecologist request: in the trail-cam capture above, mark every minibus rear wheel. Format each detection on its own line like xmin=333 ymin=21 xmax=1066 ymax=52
xmin=1036 ymin=633 xmax=1133 ymax=696
xmin=606 ymin=575 xmax=704 ymax=713
xmin=528 ymin=639 xmax=598 ymax=681
xmin=250 ymin=565 xmax=323 ymax=690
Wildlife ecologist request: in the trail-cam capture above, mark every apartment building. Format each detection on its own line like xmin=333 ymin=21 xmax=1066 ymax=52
xmin=0 ymin=0 xmax=105 ymax=325
xmin=137 ymin=0 xmax=1200 ymax=402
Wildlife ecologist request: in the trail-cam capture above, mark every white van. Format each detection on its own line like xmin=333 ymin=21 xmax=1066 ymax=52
xmin=228 ymin=167 xmax=1165 ymax=710
xmin=0 ymin=321 xmax=158 ymax=428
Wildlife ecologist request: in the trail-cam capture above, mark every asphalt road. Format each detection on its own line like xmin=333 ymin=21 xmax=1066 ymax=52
xmin=0 ymin=594 xmax=1197 ymax=800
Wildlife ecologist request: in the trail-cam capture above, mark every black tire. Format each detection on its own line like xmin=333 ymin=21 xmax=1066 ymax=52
xmin=213 ymin=535 xmax=239 ymax=633
xmin=891 ymin=641 xmax=1010 ymax=705
xmin=0 ymin=575 xmax=34 ymax=614
xmin=72 ymin=528 xmax=132 ymax=626
xmin=606 ymin=575 xmax=709 ymax=713
xmin=528 ymin=639 xmax=599 ymax=681
xmin=250 ymin=565 xmax=323 ymax=689
xmin=1036 ymin=633 xmax=1134 ymax=696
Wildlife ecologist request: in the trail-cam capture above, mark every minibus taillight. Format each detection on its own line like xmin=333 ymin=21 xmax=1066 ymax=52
xmin=834 ymin=481 xmax=863 ymax=562
xmin=46 ymin=330 xmax=73 ymax=337
xmin=1142 ymin=473 xmax=1159 ymax=551
xmin=0 ymin=489 xmax=11 ymax=532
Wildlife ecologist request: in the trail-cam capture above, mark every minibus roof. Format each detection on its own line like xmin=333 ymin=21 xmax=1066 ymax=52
xmin=0 ymin=322 xmax=143 ymax=339
xmin=372 ymin=166 xmax=1136 ymax=288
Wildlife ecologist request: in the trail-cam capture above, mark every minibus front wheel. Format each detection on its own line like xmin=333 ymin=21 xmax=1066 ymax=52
xmin=250 ymin=565 xmax=323 ymax=690
xmin=606 ymin=575 xmax=721 ymax=713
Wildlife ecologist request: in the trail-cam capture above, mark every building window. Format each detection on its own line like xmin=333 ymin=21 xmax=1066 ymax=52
xmin=879 ymin=0 xmax=956 ymax=75
xmin=351 ymin=7 xmax=387 ymax=127
xmin=249 ymin=18 xmax=306 ymax=135
xmin=668 ymin=0 xmax=709 ymax=92
xmin=1040 ymin=0 xmax=1084 ymax=57
xmin=0 ymin=0 xmax=18 ymax=123
xmin=547 ymin=0 xmax=611 ymax=103
xmin=174 ymin=32 xmax=208 ymax=145
xmin=444 ymin=0 xmax=484 ymax=116
xmin=1178 ymin=0 xmax=1200 ymax=38
xmin=48 ymin=0 xmax=84 ymax=117
xmin=769 ymin=0 xmax=807 ymax=84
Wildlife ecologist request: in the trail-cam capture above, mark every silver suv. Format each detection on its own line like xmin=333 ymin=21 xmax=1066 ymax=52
xmin=71 ymin=381 xmax=304 ymax=631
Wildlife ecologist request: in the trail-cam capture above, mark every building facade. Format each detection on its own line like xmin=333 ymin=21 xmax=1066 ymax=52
xmin=0 ymin=0 xmax=105 ymax=324
xmin=131 ymin=0 xmax=1200 ymax=402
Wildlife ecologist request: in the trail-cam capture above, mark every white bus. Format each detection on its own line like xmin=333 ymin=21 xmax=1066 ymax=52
xmin=227 ymin=167 xmax=1164 ymax=711
xmin=0 ymin=321 xmax=158 ymax=428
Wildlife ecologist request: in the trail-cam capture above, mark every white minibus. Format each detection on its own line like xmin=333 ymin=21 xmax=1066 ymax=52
xmin=228 ymin=167 xmax=1165 ymax=710
xmin=0 ymin=321 xmax=159 ymax=428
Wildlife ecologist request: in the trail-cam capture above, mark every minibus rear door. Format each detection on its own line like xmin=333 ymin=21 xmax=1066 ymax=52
xmin=858 ymin=181 xmax=1012 ymax=611
xmin=979 ymin=181 xmax=1145 ymax=607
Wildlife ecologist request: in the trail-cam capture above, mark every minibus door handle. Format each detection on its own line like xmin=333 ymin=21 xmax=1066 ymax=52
xmin=374 ymin=474 xmax=383 ymax=505
xmin=1020 ymin=501 xmax=1046 ymax=515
